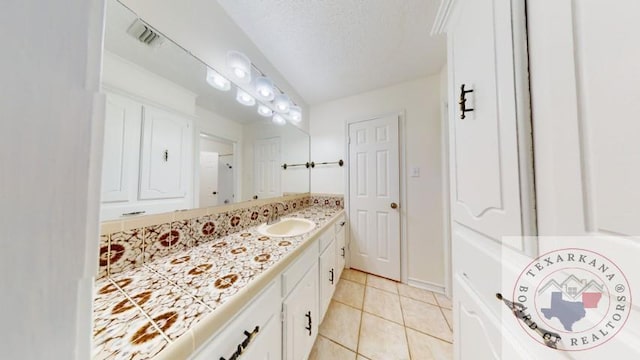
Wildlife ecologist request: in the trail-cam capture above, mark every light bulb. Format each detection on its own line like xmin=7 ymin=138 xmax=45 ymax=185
xmin=273 ymin=93 xmax=291 ymax=113
xmin=272 ymin=114 xmax=286 ymax=125
xmin=257 ymin=105 xmax=273 ymax=117
xmin=206 ymin=67 xmax=230 ymax=91
xmin=236 ymin=89 xmax=255 ymax=106
xmin=227 ymin=50 xmax=252 ymax=83
xmin=255 ymin=76 xmax=275 ymax=101
xmin=289 ymin=105 xmax=302 ymax=122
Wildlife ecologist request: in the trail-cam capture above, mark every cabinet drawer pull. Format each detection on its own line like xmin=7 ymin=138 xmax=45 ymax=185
xmin=496 ymin=293 xmax=561 ymax=349
xmin=459 ymin=84 xmax=474 ymax=119
xmin=121 ymin=211 xmax=145 ymax=216
xmin=220 ymin=325 xmax=260 ymax=360
xmin=329 ymin=268 xmax=335 ymax=284
xmin=341 ymin=247 xmax=345 ymax=258
xmin=305 ymin=311 xmax=312 ymax=336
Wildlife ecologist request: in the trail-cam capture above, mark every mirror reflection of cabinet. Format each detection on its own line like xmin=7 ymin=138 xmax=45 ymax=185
xmin=139 ymin=105 xmax=191 ymax=200
xmin=101 ymin=93 xmax=141 ymax=204
xmin=100 ymin=92 xmax=193 ymax=220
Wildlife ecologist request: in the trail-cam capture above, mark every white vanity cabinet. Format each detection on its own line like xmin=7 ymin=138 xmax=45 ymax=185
xmin=100 ymin=92 xmax=193 ymax=220
xmin=283 ymin=262 xmax=319 ymax=360
xmin=318 ymin=238 xmax=337 ymax=319
xmin=190 ymin=216 xmax=346 ymax=360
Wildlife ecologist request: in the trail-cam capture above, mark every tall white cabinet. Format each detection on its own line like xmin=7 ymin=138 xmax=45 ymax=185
xmin=438 ymin=0 xmax=640 ymax=358
xmin=436 ymin=0 xmax=536 ymax=358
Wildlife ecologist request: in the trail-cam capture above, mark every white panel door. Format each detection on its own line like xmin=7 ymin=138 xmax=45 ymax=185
xmin=348 ymin=115 xmax=400 ymax=280
xmin=254 ymin=137 xmax=281 ymax=200
xmin=217 ymin=154 xmax=234 ymax=205
xmin=139 ymin=105 xmax=191 ymax=200
xmin=101 ymin=93 xmax=141 ymax=203
xmin=448 ymin=0 xmax=524 ymax=243
xmin=528 ymin=1 xmax=640 ymax=357
xmin=199 ymin=151 xmax=219 ymax=207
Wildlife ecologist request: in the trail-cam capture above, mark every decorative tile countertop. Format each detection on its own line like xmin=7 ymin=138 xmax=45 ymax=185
xmin=93 ymin=206 xmax=344 ymax=360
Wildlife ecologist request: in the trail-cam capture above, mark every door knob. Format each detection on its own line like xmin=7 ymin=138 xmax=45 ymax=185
xmin=390 ymin=202 xmax=398 ymax=209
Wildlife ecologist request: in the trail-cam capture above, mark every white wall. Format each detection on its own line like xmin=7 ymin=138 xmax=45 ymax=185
xmin=120 ymin=0 xmax=310 ymax=132
xmin=102 ymin=51 xmax=197 ymax=115
xmin=0 ymin=0 xmax=104 ymax=359
xmin=310 ymin=75 xmax=445 ymax=288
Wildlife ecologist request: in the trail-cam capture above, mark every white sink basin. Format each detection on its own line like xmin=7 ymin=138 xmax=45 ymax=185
xmin=257 ymin=217 xmax=316 ymax=238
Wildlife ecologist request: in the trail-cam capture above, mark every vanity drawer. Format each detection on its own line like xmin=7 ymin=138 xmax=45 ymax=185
xmin=318 ymin=228 xmax=335 ymax=253
xmin=282 ymin=242 xmax=319 ymax=297
xmin=191 ymin=279 xmax=280 ymax=360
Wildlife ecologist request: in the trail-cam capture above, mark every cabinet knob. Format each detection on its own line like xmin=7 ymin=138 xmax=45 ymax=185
xmin=390 ymin=202 xmax=398 ymax=209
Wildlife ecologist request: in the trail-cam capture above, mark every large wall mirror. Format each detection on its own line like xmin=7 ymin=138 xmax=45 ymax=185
xmin=99 ymin=0 xmax=310 ymax=221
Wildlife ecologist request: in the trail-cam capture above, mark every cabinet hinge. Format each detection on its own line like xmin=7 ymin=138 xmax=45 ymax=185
xmin=280 ymin=309 xmax=285 ymax=322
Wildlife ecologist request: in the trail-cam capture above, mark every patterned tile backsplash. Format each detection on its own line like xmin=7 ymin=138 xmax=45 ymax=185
xmin=93 ymin=197 xmax=344 ymax=360
xmin=98 ymin=193 xmax=343 ymax=278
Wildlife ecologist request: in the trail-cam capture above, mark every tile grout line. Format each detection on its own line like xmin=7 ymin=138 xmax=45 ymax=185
xmin=354 ymin=278 xmax=367 ymax=358
xmin=396 ymin=282 xmax=413 ymax=360
xmin=107 ymin=277 xmax=173 ymax=344
xmin=141 ymin=263 xmax=216 ymax=311
xmin=318 ymin=334 xmax=359 ymax=357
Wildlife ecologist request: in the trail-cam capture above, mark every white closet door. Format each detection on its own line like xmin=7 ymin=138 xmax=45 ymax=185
xmin=528 ymin=0 xmax=640 ymax=357
xmin=101 ymin=93 xmax=141 ymax=203
xmin=348 ymin=115 xmax=400 ymax=281
xmin=448 ymin=0 xmax=524 ymax=244
xmin=139 ymin=105 xmax=191 ymax=200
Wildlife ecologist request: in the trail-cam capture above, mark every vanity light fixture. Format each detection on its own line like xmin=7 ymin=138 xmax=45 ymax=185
xmin=205 ymin=67 xmax=231 ymax=91
xmin=227 ymin=50 xmax=252 ymax=83
xmin=255 ymin=76 xmax=275 ymax=101
xmin=289 ymin=105 xmax=302 ymax=123
xmin=272 ymin=114 xmax=286 ymax=126
xmin=273 ymin=93 xmax=291 ymax=113
xmin=236 ymin=88 xmax=255 ymax=106
xmin=257 ymin=104 xmax=273 ymax=117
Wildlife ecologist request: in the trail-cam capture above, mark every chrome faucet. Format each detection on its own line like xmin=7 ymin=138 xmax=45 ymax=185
xmin=267 ymin=202 xmax=286 ymax=225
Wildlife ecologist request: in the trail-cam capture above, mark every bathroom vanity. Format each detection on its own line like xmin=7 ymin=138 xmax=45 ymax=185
xmin=93 ymin=195 xmax=346 ymax=359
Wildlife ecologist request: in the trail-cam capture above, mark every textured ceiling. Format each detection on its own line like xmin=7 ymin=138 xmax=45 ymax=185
xmin=217 ymin=0 xmax=446 ymax=104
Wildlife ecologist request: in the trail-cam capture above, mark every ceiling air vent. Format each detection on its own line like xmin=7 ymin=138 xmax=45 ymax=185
xmin=126 ymin=19 xmax=163 ymax=47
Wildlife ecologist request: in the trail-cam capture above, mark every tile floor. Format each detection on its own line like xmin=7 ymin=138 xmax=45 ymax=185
xmin=310 ymin=269 xmax=453 ymax=360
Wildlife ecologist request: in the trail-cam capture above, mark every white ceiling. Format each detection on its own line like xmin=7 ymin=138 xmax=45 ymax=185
xmin=217 ymin=0 xmax=446 ymax=105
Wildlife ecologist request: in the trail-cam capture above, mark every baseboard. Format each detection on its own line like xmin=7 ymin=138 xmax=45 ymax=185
xmin=407 ymin=278 xmax=446 ymax=294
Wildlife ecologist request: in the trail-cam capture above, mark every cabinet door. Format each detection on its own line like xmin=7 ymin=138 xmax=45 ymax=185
xmin=239 ymin=312 xmax=281 ymax=360
xmin=283 ymin=263 xmax=318 ymax=360
xmin=139 ymin=105 xmax=191 ymax=200
xmin=101 ymin=93 xmax=141 ymax=203
xmin=447 ymin=0 xmax=525 ymax=244
xmin=335 ymin=222 xmax=346 ymax=280
xmin=319 ymin=239 xmax=337 ymax=319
